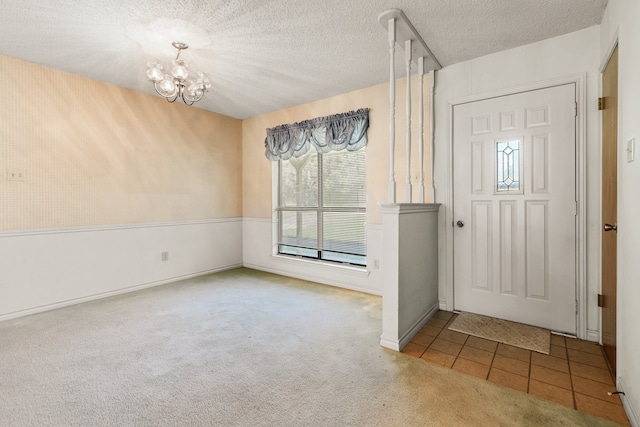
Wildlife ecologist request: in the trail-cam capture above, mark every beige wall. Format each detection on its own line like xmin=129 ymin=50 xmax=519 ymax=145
xmin=242 ymin=75 xmax=431 ymax=225
xmin=0 ymin=55 xmax=242 ymax=231
xmin=2 ymin=52 xmax=430 ymax=230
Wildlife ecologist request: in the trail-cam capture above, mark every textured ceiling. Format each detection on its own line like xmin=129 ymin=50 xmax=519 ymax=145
xmin=0 ymin=0 xmax=607 ymax=119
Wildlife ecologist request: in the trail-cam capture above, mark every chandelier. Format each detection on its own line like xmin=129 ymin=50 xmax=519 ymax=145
xmin=146 ymin=42 xmax=211 ymax=105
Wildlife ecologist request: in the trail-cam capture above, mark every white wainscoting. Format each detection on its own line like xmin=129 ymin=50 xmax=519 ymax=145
xmin=0 ymin=219 xmax=243 ymax=321
xmin=242 ymin=218 xmax=383 ymax=295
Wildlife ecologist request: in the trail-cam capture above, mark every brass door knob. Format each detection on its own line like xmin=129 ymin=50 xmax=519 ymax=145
xmin=603 ymin=223 xmax=617 ymax=232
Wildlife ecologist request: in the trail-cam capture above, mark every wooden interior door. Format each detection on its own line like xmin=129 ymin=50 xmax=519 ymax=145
xmin=601 ymin=46 xmax=618 ymax=371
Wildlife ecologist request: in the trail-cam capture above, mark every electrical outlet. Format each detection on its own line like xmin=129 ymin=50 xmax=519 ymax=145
xmin=161 ymin=251 xmax=169 ymax=261
xmin=373 ymin=259 xmax=380 ymax=269
xmin=7 ymin=169 xmax=25 ymax=181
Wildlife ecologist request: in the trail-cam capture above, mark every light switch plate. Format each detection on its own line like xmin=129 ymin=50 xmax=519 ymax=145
xmin=628 ymin=137 xmax=636 ymax=163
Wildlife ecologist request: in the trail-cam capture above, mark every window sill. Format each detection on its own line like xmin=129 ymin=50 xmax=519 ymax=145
xmin=270 ymin=254 xmax=370 ymax=278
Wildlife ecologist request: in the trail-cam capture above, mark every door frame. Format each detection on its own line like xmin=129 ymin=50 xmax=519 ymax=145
xmin=444 ymin=74 xmax=588 ymax=339
xmin=599 ymin=36 xmax=619 ymax=348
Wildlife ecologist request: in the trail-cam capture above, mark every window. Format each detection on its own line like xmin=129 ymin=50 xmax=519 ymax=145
xmin=265 ymin=108 xmax=369 ymax=266
xmin=496 ymin=138 xmax=523 ymax=193
xmin=277 ymin=147 xmax=366 ymax=266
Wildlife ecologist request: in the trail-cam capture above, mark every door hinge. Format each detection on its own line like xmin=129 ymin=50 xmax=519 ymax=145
xmin=574 ymin=102 xmax=578 ymax=117
xmin=576 ymin=300 xmax=579 ymax=314
xmin=598 ymin=97 xmax=605 ymax=110
xmin=597 ymin=294 xmax=605 ymax=307
xmin=574 ymin=201 xmax=578 ymax=216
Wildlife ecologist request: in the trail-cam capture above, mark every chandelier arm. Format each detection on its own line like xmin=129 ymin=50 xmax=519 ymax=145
xmin=152 ymin=82 xmax=167 ymax=98
xmin=181 ymin=91 xmax=196 ymax=106
xmin=152 ymin=82 xmax=179 ymax=103
xmin=152 ymin=82 xmax=162 ymax=97
xmin=168 ymin=83 xmax=181 ymax=103
xmin=182 ymin=91 xmax=205 ymax=105
xmin=181 ymin=87 xmax=201 ymax=105
xmin=192 ymin=91 xmax=205 ymax=103
xmin=167 ymin=91 xmax=179 ymax=103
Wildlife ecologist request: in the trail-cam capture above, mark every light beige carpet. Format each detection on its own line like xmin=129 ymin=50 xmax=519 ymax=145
xmin=449 ymin=312 xmax=551 ymax=354
xmin=0 ymin=268 xmax=616 ymax=426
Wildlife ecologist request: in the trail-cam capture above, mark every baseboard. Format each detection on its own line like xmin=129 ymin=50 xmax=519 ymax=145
xmin=243 ymin=262 xmax=382 ymax=296
xmin=398 ymin=302 xmax=440 ymax=350
xmin=379 ymin=337 xmax=401 ymax=351
xmin=586 ymin=329 xmax=599 ymax=343
xmin=0 ymin=264 xmax=241 ymax=323
xmin=380 ymin=302 xmax=440 ymax=351
xmin=439 ymin=300 xmax=447 ymax=310
xmin=619 ymin=378 xmax=639 ymax=427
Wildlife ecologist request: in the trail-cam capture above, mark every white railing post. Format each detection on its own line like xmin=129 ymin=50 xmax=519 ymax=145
xmin=388 ymin=18 xmax=396 ymax=203
xmin=405 ymin=39 xmax=412 ymax=203
xmin=418 ymin=57 xmax=425 ymax=203
xmin=378 ymin=9 xmax=441 ymax=204
xmin=429 ymin=69 xmax=436 ymax=202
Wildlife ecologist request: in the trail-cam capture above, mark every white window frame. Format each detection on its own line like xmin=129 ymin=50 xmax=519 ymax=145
xmin=273 ymin=149 xmax=367 ymax=267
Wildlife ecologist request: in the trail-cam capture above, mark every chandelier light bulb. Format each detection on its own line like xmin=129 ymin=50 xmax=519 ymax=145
xmin=196 ymin=72 xmax=211 ymax=90
xmin=147 ymin=42 xmax=210 ymax=106
xmin=187 ymin=80 xmax=199 ymax=94
xmin=157 ymin=76 xmax=178 ymax=98
xmin=171 ymin=60 xmax=189 ymax=81
xmin=146 ymin=62 xmax=164 ymax=82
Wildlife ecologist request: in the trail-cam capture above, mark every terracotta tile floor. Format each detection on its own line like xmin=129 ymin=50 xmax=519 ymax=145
xmin=402 ymin=311 xmax=630 ymax=426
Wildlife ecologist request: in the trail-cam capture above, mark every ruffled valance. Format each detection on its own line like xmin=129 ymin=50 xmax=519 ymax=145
xmin=264 ymin=108 xmax=369 ymax=161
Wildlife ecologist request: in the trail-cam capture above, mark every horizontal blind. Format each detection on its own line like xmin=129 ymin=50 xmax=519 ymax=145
xmin=322 ymin=150 xmax=366 ymax=208
xmin=278 ymin=148 xmax=366 ymax=266
xmin=279 ymin=153 xmax=318 ymax=208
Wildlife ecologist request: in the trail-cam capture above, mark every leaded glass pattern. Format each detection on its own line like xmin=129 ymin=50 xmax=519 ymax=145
xmin=497 ymin=140 xmax=521 ymax=192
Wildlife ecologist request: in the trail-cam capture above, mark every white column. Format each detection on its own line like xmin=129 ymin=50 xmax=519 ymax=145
xmin=418 ymin=57 xmax=425 ymax=203
xmin=405 ymin=39 xmax=412 ymax=203
xmin=387 ymin=18 xmax=396 ymax=203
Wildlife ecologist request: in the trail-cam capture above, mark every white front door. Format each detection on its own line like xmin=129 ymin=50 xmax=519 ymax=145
xmin=453 ymin=84 xmax=577 ymax=334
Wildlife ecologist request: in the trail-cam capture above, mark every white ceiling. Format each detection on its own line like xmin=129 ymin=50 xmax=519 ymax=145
xmin=1 ymin=0 xmax=607 ymax=119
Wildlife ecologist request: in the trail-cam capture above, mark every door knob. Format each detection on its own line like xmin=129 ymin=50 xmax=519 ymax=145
xmin=456 ymin=220 xmax=465 ymax=228
xmin=603 ymin=223 xmax=617 ymax=232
